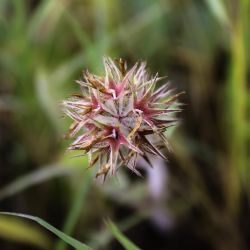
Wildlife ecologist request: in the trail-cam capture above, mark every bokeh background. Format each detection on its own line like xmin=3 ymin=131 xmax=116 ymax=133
xmin=0 ymin=0 xmax=249 ymax=249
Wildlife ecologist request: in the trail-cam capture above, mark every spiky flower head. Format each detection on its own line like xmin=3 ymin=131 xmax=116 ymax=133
xmin=62 ymin=58 xmax=183 ymax=181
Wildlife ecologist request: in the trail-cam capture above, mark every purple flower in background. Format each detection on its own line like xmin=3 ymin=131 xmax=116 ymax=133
xmin=62 ymin=58 xmax=183 ymax=181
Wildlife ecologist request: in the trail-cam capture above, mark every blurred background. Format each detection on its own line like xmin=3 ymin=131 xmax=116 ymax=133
xmin=0 ymin=0 xmax=249 ymax=249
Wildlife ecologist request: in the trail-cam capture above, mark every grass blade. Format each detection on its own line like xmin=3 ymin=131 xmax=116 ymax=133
xmin=0 ymin=215 xmax=51 ymax=249
xmin=0 ymin=164 xmax=81 ymax=201
xmin=205 ymin=0 xmax=229 ymax=26
xmin=224 ymin=0 xmax=248 ymax=214
xmin=0 ymin=153 xmax=88 ymax=201
xmin=0 ymin=212 xmax=92 ymax=250
xmin=105 ymin=219 xmax=141 ymax=250
xmin=88 ymin=212 xmax=147 ymax=250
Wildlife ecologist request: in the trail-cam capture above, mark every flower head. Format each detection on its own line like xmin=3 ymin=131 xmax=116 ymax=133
xmin=62 ymin=58 xmax=183 ymax=180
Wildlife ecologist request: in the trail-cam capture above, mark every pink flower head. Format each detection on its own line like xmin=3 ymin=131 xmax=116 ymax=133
xmin=62 ymin=58 xmax=183 ymax=181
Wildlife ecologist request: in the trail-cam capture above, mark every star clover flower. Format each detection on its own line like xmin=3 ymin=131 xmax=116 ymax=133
xmin=62 ymin=58 xmax=183 ymax=180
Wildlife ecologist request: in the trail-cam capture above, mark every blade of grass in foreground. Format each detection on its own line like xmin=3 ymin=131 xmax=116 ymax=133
xmin=0 ymin=215 xmax=51 ymax=249
xmin=0 ymin=212 xmax=92 ymax=250
xmin=89 ymin=212 xmax=148 ymax=250
xmin=105 ymin=219 xmax=141 ymax=250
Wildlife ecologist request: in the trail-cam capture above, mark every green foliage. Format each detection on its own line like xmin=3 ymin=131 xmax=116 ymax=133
xmin=0 ymin=213 xmax=92 ymax=250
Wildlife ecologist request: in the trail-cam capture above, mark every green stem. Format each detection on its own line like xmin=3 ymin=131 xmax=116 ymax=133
xmin=55 ymin=171 xmax=92 ymax=250
xmin=225 ymin=0 xmax=248 ymax=215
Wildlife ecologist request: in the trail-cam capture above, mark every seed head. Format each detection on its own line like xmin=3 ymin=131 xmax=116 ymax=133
xmin=62 ymin=58 xmax=183 ymax=181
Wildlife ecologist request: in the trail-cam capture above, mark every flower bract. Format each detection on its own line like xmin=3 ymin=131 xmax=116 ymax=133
xmin=62 ymin=58 xmax=183 ymax=180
